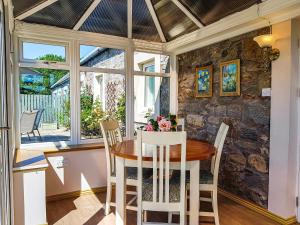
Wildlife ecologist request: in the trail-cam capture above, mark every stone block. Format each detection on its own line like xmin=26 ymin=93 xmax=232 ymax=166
xmin=227 ymin=105 xmax=242 ymax=119
xmin=186 ymin=114 xmax=205 ymax=127
xmin=248 ymin=154 xmax=268 ymax=173
xmin=207 ymin=116 xmax=219 ymax=125
xmin=215 ymin=105 xmax=226 ymax=116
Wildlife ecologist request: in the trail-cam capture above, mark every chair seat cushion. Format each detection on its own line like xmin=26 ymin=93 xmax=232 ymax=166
xmin=199 ymin=170 xmax=213 ymax=184
xmin=142 ymin=177 xmax=182 ymax=202
xmin=173 ymin=170 xmax=213 ymax=184
xmin=112 ymin=167 xmax=153 ymax=180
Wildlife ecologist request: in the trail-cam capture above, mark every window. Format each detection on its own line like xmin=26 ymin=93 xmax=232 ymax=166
xmin=21 ymin=41 xmax=67 ymax=63
xmin=17 ymin=37 xmax=172 ymax=147
xmin=80 ymin=72 xmax=126 ymax=140
xmin=134 ymin=52 xmax=170 ymax=128
xmin=19 ymin=67 xmax=71 ymax=144
xmin=143 ymin=62 xmax=155 ymax=108
xmin=79 ymin=44 xmax=126 ymax=141
xmin=80 ymin=45 xmax=125 ymax=69
xmin=134 ymin=51 xmax=170 ymax=73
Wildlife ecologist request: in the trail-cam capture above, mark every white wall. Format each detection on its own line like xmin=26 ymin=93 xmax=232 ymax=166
xmin=268 ymin=19 xmax=300 ymax=218
xmin=45 ymin=149 xmax=107 ymax=196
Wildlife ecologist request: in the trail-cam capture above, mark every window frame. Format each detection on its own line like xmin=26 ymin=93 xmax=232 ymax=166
xmin=78 ymin=42 xmax=128 ymax=144
xmin=14 ymin=28 xmax=176 ymax=150
xmin=19 ymin=38 xmax=70 ymax=66
xmin=17 ymin=38 xmax=72 ymax=149
xmin=133 ymin=51 xmax=171 ymax=128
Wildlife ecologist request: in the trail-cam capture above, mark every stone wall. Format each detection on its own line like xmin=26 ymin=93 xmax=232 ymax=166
xmin=177 ymin=27 xmax=271 ymax=208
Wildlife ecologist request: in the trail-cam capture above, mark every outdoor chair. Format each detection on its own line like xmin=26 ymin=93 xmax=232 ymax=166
xmin=33 ymin=109 xmax=44 ymax=140
xmin=20 ymin=110 xmax=38 ymax=140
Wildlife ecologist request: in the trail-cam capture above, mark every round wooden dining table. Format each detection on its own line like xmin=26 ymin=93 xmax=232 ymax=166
xmin=111 ymin=139 xmax=216 ymax=225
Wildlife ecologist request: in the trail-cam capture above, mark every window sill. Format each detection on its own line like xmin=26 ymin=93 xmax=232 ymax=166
xmin=13 ymin=149 xmax=48 ymax=173
xmin=14 ymin=143 xmax=105 ymax=172
xmin=42 ymin=143 xmax=105 ymax=154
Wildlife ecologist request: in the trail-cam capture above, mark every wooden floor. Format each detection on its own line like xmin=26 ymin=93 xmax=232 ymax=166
xmin=47 ymin=191 xmax=283 ymax=225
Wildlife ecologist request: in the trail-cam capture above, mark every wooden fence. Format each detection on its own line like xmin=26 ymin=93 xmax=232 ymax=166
xmin=20 ymin=94 xmax=69 ymax=125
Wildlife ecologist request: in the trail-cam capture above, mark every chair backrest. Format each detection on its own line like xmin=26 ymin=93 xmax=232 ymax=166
xmin=20 ymin=111 xmax=38 ymax=134
xmin=33 ymin=109 xmax=44 ymax=130
xmin=100 ymin=119 xmax=123 ymax=177
xmin=136 ymin=130 xmax=186 ymax=218
xmin=211 ymin=122 xmax=229 ymax=184
xmin=176 ymin=118 xmax=185 ymax=131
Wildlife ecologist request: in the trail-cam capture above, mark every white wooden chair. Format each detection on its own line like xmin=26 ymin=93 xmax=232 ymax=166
xmin=176 ymin=118 xmax=185 ymax=131
xmin=100 ymin=119 xmax=139 ymax=215
xmin=197 ymin=122 xmax=229 ymax=225
xmin=136 ymin=130 xmax=187 ymax=225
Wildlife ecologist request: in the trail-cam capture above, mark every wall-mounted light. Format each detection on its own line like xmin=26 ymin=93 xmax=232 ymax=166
xmin=253 ymin=34 xmax=280 ymax=61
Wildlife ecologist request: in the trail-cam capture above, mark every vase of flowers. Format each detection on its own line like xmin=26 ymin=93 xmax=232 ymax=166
xmin=142 ymin=114 xmax=177 ymax=132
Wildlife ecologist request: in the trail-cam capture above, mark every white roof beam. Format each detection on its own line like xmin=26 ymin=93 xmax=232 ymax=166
xmin=15 ymin=0 xmax=58 ymax=20
xmin=128 ymin=0 xmax=133 ymax=38
xmin=171 ymin=0 xmax=204 ymax=28
xmin=145 ymin=0 xmax=167 ymax=43
xmin=73 ymin=0 xmax=102 ymax=30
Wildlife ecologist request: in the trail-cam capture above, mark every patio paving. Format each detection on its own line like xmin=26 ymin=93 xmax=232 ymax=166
xmin=21 ymin=127 xmax=70 ymax=144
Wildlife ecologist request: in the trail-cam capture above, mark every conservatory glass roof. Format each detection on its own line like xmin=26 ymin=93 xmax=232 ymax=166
xmin=12 ymin=0 xmax=261 ymax=42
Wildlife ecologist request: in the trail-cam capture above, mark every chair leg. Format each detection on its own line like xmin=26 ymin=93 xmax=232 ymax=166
xmin=212 ymin=190 xmax=220 ymax=225
xmin=168 ymin=212 xmax=173 ymax=224
xmin=179 ymin=208 xmax=185 ymax=225
xmin=143 ymin=211 xmax=147 ymax=222
xmin=37 ymin=129 xmax=42 ymax=141
xmin=105 ymin=183 xmax=112 ymax=215
xmin=27 ymin=133 xmax=31 ymax=141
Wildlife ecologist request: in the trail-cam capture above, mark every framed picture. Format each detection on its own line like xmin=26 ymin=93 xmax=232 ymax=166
xmin=195 ymin=65 xmax=213 ymax=98
xmin=220 ymin=59 xmax=240 ymax=96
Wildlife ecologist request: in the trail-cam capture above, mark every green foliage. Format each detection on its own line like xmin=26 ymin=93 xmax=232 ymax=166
xmin=58 ymin=98 xmax=71 ymax=129
xmin=115 ymin=94 xmax=126 ymax=125
xmin=80 ymin=89 xmax=106 ymax=137
xmin=20 ymin=54 xmax=68 ymax=95
xmin=58 ymin=89 xmax=107 ymax=136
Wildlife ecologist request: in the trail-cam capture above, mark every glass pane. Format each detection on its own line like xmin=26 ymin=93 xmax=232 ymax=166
xmin=151 ymin=0 xmax=198 ymax=41
xmin=19 ymin=68 xmax=70 ymax=144
xmin=24 ymin=0 xmax=94 ymax=29
xmin=132 ymin=0 xmax=160 ymax=42
xmin=79 ymin=0 xmax=127 ymax=38
xmin=134 ymin=51 xmax=170 ymax=73
xmin=134 ymin=75 xmax=170 ymax=129
xmin=22 ymin=42 xmax=66 ymax=62
xmin=80 ymin=72 xmax=126 ymax=140
xmin=80 ymin=45 xmax=125 ymax=69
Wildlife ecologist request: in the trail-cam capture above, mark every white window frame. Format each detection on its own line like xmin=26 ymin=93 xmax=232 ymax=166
xmin=13 ymin=23 xmax=176 ymax=150
xmin=16 ymin=37 xmax=72 ymax=149
xmin=78 ymin=42 xmax=128 ymax=144
xmin=19 ymin=38 xmax=70 ymax=66
xmin=133 ymin=51 xmax=172 ymax=127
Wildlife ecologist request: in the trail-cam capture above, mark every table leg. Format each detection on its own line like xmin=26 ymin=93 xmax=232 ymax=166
xmin=116 ymin=156 xmax=126 ymax=225
xmin=189 ymin=160 xmax=200 ymax=225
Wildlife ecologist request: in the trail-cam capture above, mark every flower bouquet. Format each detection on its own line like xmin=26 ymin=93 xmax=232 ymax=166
xmin=143 ymin=114 xmax=177 ymax=132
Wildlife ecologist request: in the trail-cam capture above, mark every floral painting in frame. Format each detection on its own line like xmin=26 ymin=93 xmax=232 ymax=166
xmin=220 ymin=59 xmax=240 ymax=96
xmin=195 ymin=65 xmax=213 ymax=98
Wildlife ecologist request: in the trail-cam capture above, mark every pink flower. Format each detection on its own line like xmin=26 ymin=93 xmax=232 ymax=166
xmin=157 ymin=115 xmax=164 ymax=122
xmin=158 ymin=119 xmax=171 ymax=132
xmin=145 ymin=123 xmax=154 ymax=131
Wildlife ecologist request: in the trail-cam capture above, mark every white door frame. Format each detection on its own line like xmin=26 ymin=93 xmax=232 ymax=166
xmin=0 ymin=0 xmax=12 ymax=224
xmin=297 ymin=40 xmax=300 ymax=222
